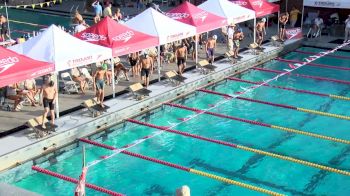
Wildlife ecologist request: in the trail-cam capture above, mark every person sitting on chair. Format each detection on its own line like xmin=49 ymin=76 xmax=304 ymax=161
xmin=114 ymin=57 xmax=130 ymax=81
xmin=312 ymin=16 xmax=324 ymax=37
xmin=71 ymin=67 xmax=87 ymax=94
xmin=6 ymin=84 xmax=22 ymax=111
xmin=24 ymin=78 xmax=39 ymax=103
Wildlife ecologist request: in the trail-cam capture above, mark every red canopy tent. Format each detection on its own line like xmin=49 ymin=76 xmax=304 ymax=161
xmin=231 ymin=0 xmax=280 ymax=17
xmin=75 ymin=17 xmax=159 ymax=57
xmin=166 ymin=1 xmax=227 ymax=33
xmin=0 ymin=47 xmax=54 ymax=88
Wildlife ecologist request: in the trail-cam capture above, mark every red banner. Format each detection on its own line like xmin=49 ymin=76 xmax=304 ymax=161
xmin=285 ymin=28 xmax=303 ymax=40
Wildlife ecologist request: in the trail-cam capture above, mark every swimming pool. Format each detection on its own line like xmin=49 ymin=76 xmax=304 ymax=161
xmin=2 ymin=46 xmax=350 ymax=195
xmin=3 ymin=8 xmax=74 ymax=38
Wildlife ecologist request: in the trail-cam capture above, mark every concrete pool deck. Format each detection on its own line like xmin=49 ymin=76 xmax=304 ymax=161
xmin=0 ymin=39 xmax=305 ymax=172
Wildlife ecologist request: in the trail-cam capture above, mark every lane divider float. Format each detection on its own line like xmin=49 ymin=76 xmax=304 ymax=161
xmin=294 ymin=49 xmax=350 ymax=60
xmin=79 ymin=138 xmax=283 ymax=196
xmin=227 ymin=77 xmax=350 ymax=101
xmin=32 ymin=166 xmax=124 ymax=196
xmin=165 ymin=101 xmax=350 ymax=145
xmin=276 ymin=58 xmax=350 ymax=71
xmin=251 ymin=67 xmax=350 ymax=85
xmin=198 ymin=89 xmax=350 ymax=121
xmin=128 ymin=118 xmax=350 ymax=177
xmin=9 ymin=19 xmax=49 ymax=28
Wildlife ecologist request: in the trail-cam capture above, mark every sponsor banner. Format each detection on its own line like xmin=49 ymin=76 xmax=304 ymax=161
xmin=285 ymin=28 xmax=303 ymax=40
xmin=0 ymin=56 xmax=19 ymax=74
xmin=165 ymin=12 xmax=190 ymax=20
xmin=192 ymin=11 xmax=209 ymax=22
xmin=80 ymin=32 xmax=107 ymax=42
xmin=231 ymin=0 xmax=264 ymax=8
xmin=112 ymin=31 xmax=134 ymax=43
xmin=304 ymin=0 xmax=350 ymax=8
xmin=166 ymin=31 xmax=192 ymax=43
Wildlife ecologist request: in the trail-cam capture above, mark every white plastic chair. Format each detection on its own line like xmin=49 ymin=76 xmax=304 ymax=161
xmin=80 ymin=68 xmax=94 ymax=89
xmin=60 ymin=72 xmax=79 ymax=94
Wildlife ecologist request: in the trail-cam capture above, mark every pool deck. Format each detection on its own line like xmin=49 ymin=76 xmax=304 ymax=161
xmin=0 ymin=38 xmax=305 ymax=172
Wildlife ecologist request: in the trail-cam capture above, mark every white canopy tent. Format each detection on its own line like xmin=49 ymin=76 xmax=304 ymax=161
xmin=10 ymin=25 xmax=112 ymax=117
xmin=199 ymin=0 xmax=256 ymax=41
xmin=125 ymin=8 xmax=196 ymax=80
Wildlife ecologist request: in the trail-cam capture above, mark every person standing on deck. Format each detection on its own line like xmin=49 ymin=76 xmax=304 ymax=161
xmin=206 ymin=35 xmax=217 ymax=64
xmin=41 ymin=80 xmax=57 ymax=129
xmin=344 ymin=15 xmax=350 ymax=42
xmin=233 ymin=28 xmax=244 ymax=59
xmin=103 ymin=3 xmax=113 ymax=18
xmin=93 ymin=64 xmax=108 ymax=108
xmin=289 ymin=6 xmax=301 ymax=27
xmin=175 ymin=43 xmax=187 ymax=76
xmin=139 ymin=53 xmax=153 ymax=88
xmin=279 ymin=13 xmax=289 ymax=41
xmin=256 ymin=18 xmax=266 ymax=47
xmin=226 ymin=23 xmax=235 ymax=54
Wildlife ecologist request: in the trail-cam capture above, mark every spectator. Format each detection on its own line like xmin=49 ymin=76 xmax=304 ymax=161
xmin=92 ymin=1 xmax=103 ymax=17
xmin=226 ymin=23 xmax=235 ymax=53
xmin=41 ymin=80 xmax=57 ymax=129
xmin=75 ymin=20 xmax=89 ymax=33
xmin=113 ymin=8 xmax=123 ymax=22
xmin=6 ymin=84 xmax=22 ymax=111
xmin=279 ymin=13 xmax=289 ymax=41
xmin=344 ymin=15 xmax=350 ymax=42
xmin=72 ymin=10 xmax=83 ymax=25
xmin=0 ymin=14 xmax=9 ymax=41
xmin=24 ymin=78 xmax=39 ymax=104
xmin=114 ymin=57 xmax=130 ymax=81
xmin=312 ymin=16 xmax=323 ymax=37
xmin=71 ymin=67 xmax=87 ymax=94
xmin=289 ymin=6 xmax=301 ymax=27
xmin=136 ymin=0 xmax=144 ymax=12
xmin=103 ymin=3 xmax=113 ymax=18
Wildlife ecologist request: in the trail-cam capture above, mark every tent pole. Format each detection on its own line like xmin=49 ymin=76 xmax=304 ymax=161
xmin=111 ymin=59 xmax=115 ymax=98
xmin=301 ymin=6 xmax=304 ymax=31
xmin=4 ymin=1 xmax=11 ymax=39
xmin=277 ymin=11 xmax=280 ymax=35
xmin=195 ymin=34 xmax=198 ymax=67
xmin=253 ymin=18 xmax=256 ymax=43
xmin=266 ymin=16 xmax=269 ymax=29
xmin=55 ymin=73 xmax=60 ymax=118
xmin=157 ymin=45 xmax=161 ymax=82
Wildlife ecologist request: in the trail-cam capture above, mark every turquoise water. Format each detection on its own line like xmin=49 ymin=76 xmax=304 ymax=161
xmin=5 ymin=47 xmax=350 ymax=195
xmin=3 ymin=8 xmax=76 ymax=37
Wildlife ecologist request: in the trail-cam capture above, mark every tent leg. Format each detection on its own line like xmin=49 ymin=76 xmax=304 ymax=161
xmin=55 ymin=74 xmax=60 ymax=119
xmin=157 ymin=45 xmax=161 ymax=82
xmin=195 ymin=35 xmax=198 ymax=68
xmin=4 ymin=1 xmax=11 ymax=39
xmin=266 ymin=16 xmax=269 ymax=29
xmin=111 ymin=59 xmax=115 ymax=98
xmin=253 ymin=18 xmax=256 ymax=43
xmin=277 ymin=11 xmax=280 ymax=35
xmin=301 ymin=6 xmax=304 ymax=31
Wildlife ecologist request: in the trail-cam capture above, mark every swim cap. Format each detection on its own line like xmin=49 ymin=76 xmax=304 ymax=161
xmin=213 ymin=35 xmax=217 ymax=40
xmin=261 ymin=18 xmax=266 ymax=22
xmin=102 ymin=63 xmax=108 ymax=70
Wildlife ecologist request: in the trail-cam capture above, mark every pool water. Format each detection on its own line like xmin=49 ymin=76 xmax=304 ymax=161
xmin=4 ymin=46 xmax=350 ymax=195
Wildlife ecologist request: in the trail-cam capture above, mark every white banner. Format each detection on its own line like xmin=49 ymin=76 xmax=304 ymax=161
xmin=304 ymin=0 xmax=350 ymax=9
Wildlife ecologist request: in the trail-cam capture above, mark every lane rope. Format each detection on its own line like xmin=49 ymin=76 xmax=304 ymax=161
xmin=252 ymin=67 xmax=350 ymax=85
xmin=198 ymin=89 xmax=350 ymax=121
xmin=9 ymin=19 xmax=48 ymax=28
xmin=127 ymin=119 xmax=350 ymax=177
xmin=79 ymin=138 xmax=283 ymax=196
xmin=31 ymin=166 xmax=124 ymax=196
xmin=276 ymin=58 xmax=350 ymax=71
xmin=294 ymin=49 xmax=350 ymax=60
xmin=227 ymin=77 xmax=350 ymax=101
xmin=165 ymin=102 xmax=350 ymax=145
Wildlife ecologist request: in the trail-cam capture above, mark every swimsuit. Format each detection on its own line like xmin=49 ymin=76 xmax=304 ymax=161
xmin=177 ymin=57 xmax=186 ymax=66
xmin=141 ymin=68 xmax=150 ymax=77
xmin=280 ymin=23 xmax=286 ymax=29
xmin=256 ymin=30 xmax=263 ymax=38
xmin=43 ymin=97 xmax=55 ymax=110
xmin=207 ymin=48 xmax=214 ymax=58
xmin=233 ymin=40 xmax=240 ymax=48
xmin=95 ymin=79 xmax=105 ymax=90
xmin=129 ymin=57 xmax=137 ymax=67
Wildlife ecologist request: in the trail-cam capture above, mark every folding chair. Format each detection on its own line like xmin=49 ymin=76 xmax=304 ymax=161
xmin=60 ymin=72 xmax=79 ymax=94
xmin=164 ymin=71 xmax=187 ymax=86
xmin=82 ymin=98 xmax=110 ymax=117
xmin=128 ymin=83 xmax=152 ymax=100
xmin=80 ymin=68 xmax=94 ymax=90
xmin=271 ymin=36 xmax=282 ymax=47
xmin=27 ymin=116 xmax=57 ymax=138
xmin=197 ymin=60 xmax=217 ymax=74
xmin=225 ymin=51 xmax=237 ymax=64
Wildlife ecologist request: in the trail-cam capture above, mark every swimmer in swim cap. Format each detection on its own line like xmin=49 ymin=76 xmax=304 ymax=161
xmin=93 ymin=62 xmax=108 ymax=108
